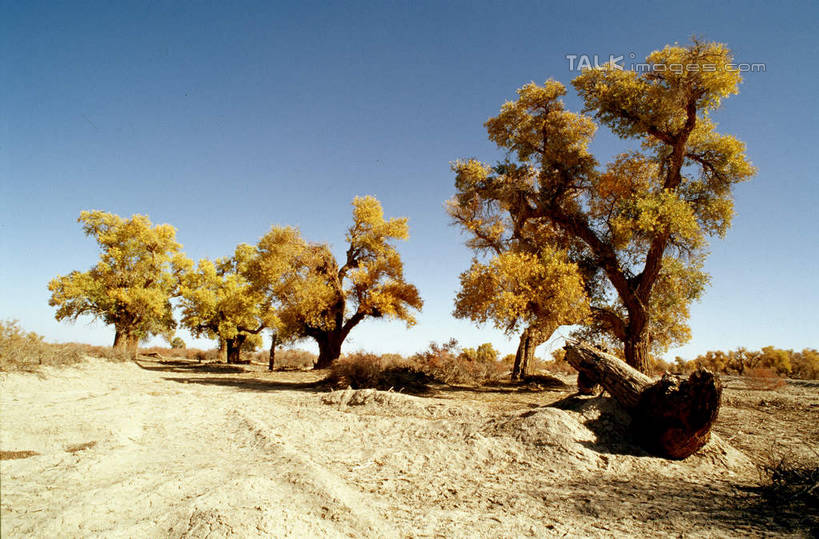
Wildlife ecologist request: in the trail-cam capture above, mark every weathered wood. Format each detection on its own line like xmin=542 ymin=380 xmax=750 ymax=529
xmin=565 ymin=342 xmax=652 ymax=408
xmin=564 ymin=342 xmax=722 ymax=459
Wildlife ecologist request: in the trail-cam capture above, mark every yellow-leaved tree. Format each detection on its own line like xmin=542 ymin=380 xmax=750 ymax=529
xmin=253 ymin=196 xmax=423 ymax=368
xmin=178 ymin=244 xmax=272 ymax=364
xmin=452 ymin=40 xmax=755 ymax=372
xmin=453 ymin=248 xmax=589 ymax=380
xmin=48 ymin=211 xmax=187 ymax=356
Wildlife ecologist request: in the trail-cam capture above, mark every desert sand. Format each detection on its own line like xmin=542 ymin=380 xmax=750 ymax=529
xmin=1 ymin=358 xmax=817 ymax=537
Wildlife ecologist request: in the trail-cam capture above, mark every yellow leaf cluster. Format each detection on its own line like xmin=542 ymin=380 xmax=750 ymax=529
xmin=48 ymin=211 xmax=184 ymax=341
xmin=454 ymin=248 xmax=589 ymax=335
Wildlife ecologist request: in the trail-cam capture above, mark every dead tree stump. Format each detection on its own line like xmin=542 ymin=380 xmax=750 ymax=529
xmin=564 ymin=342 xmax=722 ymax=459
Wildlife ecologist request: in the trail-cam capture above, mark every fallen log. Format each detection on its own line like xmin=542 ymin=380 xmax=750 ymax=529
xmin=564 ymin=342 xmax=722 ymax=459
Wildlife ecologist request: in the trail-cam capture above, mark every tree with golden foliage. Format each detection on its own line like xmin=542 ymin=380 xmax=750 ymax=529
xmin=452 ymin=40 xmax=755 ymax=372
xmin=453 ymin=248 xmax=589 ymax=379
xmin=178 ymin=245 xmax=270 ymax=364
xmin=448 ymin=158 xmax=592 ymax=380
xmin=48 ymin=211 xmax=187 ymax=356
xmin=253 ymin=196 xmax=423 ymax=368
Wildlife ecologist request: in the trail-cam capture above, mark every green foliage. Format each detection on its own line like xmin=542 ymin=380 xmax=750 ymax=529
xmin=170 ymin=337 xmax=186 ymax=349
xmin=178 ymin=247 xmax=272 ymax=363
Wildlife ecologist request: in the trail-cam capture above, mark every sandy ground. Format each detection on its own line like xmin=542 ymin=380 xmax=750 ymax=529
xmin=1 ymin=359 xmax=817 ymax=538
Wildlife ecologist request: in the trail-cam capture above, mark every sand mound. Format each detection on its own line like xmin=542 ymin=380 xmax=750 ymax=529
xmin=484 ymin=394 xmax=753 ymax=479
xmin=321 ymin=388 xmax=478 ymax=419
xmin=324 ymin=389 xmax=753 ymax=481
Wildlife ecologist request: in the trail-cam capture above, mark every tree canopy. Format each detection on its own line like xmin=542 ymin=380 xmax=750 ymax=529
xmin=451 ymin=40 xmax=755 ymax=371
xmin=178 ymin=246 xmax=271 ymax=363
xmin=48 ymin=210 xmax=187 ymax=355
xmin=253 ymin=196 xmax=423 ymax=368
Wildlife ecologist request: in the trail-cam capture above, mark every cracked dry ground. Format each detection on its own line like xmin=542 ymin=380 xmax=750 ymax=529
xmin=1 ymin=359 xmax=817 ymax=537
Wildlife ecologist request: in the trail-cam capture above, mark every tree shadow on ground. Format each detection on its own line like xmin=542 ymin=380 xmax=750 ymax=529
xmin=163 ymin=375 xmax=328 ymax=393
xmin=133 ymin=358 xmax=248 ymax=374
xmin=430 ymin=377 xmax=572 ymax=398
xmin=537 ymin=475 xmax=816 ymax=536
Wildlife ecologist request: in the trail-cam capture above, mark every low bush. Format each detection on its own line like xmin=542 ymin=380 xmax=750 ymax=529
xmin=327 ymin=352 xmax=432 ymax=393
xmin=758 ymin=452 xmax=818 ymax=522
xmin=0 ymin=320 xmax=130 ymax=372
xmin=409 ymin=340 xmax=505 ymax=385
xmin=744 ymin=367 xmax=786 ymax=391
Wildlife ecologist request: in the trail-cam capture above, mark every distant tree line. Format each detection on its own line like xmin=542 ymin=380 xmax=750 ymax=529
xmin=48 ymin=197 xmax=422 ymax=367
xmin=668 ymin=347 xmax=819 ymax=380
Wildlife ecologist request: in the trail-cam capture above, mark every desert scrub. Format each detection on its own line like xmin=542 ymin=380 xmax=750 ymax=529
xmin=744 ymin=367 xmax=786 ymax=391
xmin=249 ymin=348 xmax=317 ymax=370
xmin=410 ymin=340 xmax=506 ymax=385
xmin=0 ymin=320 xmax=128 ymax=372
xmin=327 ymin=352 xmax=432 ymax=393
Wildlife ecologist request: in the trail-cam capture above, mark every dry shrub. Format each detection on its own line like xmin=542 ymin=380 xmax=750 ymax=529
xmin=327 ymin=352 xmax=431 ymax=393
xmin=247 ymin=348 xmax=316 ymax=369
xmin=744 ymin=367 xmax=786 ymax=391
xmin=272 ymin=348 xmax=316 ymax=369
xmin=758 ymin=452 xmax=819 ymax=522
xmin=409 ymin=340 xmax=505 ymax=385
xmin=0 ymin=320 xmax=151 ymax=372
xmin=1 ymin=320 xmax=86 ymax=371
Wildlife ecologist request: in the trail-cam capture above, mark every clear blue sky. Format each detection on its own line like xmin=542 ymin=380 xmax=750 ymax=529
xmin=2 ymin=1 xmax=817 ymax=359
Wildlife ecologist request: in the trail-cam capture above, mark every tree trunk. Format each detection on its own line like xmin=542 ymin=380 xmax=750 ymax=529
xmin=113 ymin=328 xmax=127 ymax=352
xmin=511 ymin=330 xmax=527 ymax=381
xmin=218 ymin=338 xmax=228 ymax=362
xmin=126 ymin=333 xmax=139 ymax=359
xmin=314 ymin=332 xmax=343 ymax=369
xmin=522 ymin=333 xmax=540 ymax=377
xmin=226 ymin=335 xmax=246 ymax=364
xmin=520 ymin=333 xmax=532 ymax=378
xmin=624 ymin=317 xmax=650 ymax=373
xmin=268 ymin=332 xmax=278 ymax=371
xmin=114 ymin=328 xmax=138 ymax=358
xmin=564 ymin=342 xmax=722 ymax=459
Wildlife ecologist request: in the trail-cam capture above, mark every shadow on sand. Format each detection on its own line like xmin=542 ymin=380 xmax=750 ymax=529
xmin=162 ymin=375 xmax=327 ymax=393
xmin=132 ymin=358 xmax=328 ymax=393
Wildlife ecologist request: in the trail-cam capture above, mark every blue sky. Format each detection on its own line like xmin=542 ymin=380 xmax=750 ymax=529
xmin=2 ymin=1 xmax=817 ymax=359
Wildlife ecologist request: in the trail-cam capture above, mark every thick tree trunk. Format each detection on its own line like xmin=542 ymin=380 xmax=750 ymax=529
xmin=268 ymin=332 xmax=278 ymax=371
xmin=126 ymin=334 xmax=139 ymax=358
xmin=226 ymin=335 xmax=246 ymax=364
xmin=114 ymin=327 xmax=138 ymax=358
xmin=113 ymin=328 xmax=127 ymax=352
xmin=218 ymin=338 xmax=228 ymax=362
xmin=564 ymin=342 xmax=722 ymax=459
xmin=314 ymin=332 xmax=343 ymax=369
xmin=624 ymin=315 xmax=650 ymax=373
